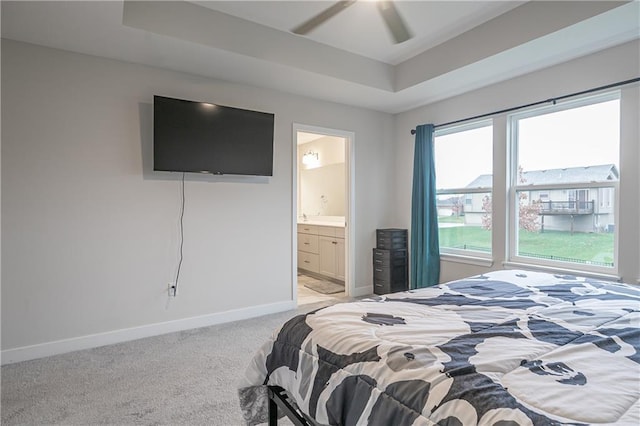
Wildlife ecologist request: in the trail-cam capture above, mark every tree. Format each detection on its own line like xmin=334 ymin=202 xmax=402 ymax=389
xmin=481 ymin=194 xmax=492 ymax=229
xmin=451 ymin=196 xmax=464 ymax=217
xmin=481 ymin=166 xmax=542 ymax=231
xmin=518 ymin=191 xmax=543 ymax=232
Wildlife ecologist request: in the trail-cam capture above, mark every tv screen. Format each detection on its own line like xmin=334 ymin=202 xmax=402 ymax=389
xmin=153 ymin=95 xmax=274 ymax=176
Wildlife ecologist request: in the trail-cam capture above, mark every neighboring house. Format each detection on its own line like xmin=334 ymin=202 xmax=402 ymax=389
xmin=464 ymin=164 xmax=618 ymax=233
xmin=436 ymin=195 xmax=465 ymax=218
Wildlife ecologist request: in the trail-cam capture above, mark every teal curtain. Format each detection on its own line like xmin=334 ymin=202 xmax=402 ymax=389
xmin=410 ymin=124 xmax=440 ymax=288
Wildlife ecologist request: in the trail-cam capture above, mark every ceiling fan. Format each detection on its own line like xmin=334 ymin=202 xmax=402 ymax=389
xmin=292 ymin=0 xmax=413 ymax=44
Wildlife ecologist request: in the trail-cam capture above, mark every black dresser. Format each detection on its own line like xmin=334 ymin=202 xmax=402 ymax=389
xmin=373 ymin=229 xmax=408 ymax=295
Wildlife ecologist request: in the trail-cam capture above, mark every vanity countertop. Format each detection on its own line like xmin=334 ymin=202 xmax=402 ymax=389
xmin=297 ymin=219 xmax=345 ymax=228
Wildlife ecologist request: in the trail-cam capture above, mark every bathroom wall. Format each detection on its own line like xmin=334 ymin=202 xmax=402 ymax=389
xmin=298 ymin=136 xmax=346 ymax=218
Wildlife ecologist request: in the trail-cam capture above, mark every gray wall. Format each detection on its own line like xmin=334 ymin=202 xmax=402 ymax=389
xmin=4 ymin=37 xmax=639 ymax=360
xmin=393 ymin=40 xmax=640 ymax=284
xmin=1 ymin=40 xmax=395 ymax=354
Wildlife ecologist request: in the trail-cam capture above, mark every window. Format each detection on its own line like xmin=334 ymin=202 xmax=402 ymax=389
xmin=434 ymin=121 xmax=493 ymax=256
xmin=599 ymin=187 xmax=613 ymax=208
xmin=509 ymin=93 xmax=619 ymax=271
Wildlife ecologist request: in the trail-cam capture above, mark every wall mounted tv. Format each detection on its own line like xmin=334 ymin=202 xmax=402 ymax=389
xmin=153 ymin=95 xmax=274 ymax=176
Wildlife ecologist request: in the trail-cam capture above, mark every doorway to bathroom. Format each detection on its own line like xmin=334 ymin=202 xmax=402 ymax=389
xmin=292 ymin=124 xmax=354 ymax=305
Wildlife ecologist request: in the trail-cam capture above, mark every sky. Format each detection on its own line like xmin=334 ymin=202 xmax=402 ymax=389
xmin=434 ymin=98 xmax=620 ymax=190
xmin=435 ymin=125 xmax=492 ymax=189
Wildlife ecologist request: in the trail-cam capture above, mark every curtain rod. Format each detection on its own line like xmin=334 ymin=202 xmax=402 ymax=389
xmin=410 ymin=77 xmax=640 ymax=135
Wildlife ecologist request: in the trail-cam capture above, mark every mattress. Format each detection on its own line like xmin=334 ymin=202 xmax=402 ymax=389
xmin=239 ymin=269 xmax=640 ymax=425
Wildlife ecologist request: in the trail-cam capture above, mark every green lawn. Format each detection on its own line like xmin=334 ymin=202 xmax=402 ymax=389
xmin=438 ymin=224 xmax=491 ymax=252
xmin=438 ymin=216 xmax=464 ymax=224
xmin=438 ymin=224 xmax=614 ymax=266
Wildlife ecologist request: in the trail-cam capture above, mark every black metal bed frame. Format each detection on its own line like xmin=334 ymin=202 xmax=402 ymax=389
xmin=268 ymin=386 xmax=311 ymax=426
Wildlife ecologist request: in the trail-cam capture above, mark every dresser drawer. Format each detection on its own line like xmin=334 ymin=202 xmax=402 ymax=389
xmin=373 ymin=265 xmax=387 ymax=280
xmin=373 ymin=278 xmax=408 ymax=295
xmin=318 ymin=226 xmax=335 ymax=237
xmin=373 ymin=230 xmax=408 ymax=295
xmin=298 ymin=233 xmax=319 ymax=254
xmin=373 ymin=249 xmax=407 ymax=267
xmin=373 ymin=279 xmax=390 ymax=295
xmin=376 ymin=229 xmax=407 ymax=250
xmin=298 ymin=251 xmax=319 ymax=273
xmin=297 ymin=224 xmax=319 ymax=235
xmin=373 ymin=264 xmax=407 ymax=283
xmin=317 ymin=225 xmax=346 ymax=238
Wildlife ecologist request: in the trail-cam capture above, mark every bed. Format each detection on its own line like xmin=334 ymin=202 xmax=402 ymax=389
xmin=238 ymin=269 xmax=640 ymax=425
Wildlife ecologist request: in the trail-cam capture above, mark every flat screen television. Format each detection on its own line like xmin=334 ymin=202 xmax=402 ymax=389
xmin=153 ymin=95 xmax=274 ymax=176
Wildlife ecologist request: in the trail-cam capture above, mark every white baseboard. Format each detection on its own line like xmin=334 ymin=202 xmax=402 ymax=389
xmin=351 ymin=285 xmax=373 ymax=298
xmin=1 ymin=300 xmax=296 ymax=365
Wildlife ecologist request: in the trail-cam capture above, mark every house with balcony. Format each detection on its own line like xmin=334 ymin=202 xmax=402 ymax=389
xmin=464 ymin=164 xmax=618 ymax=233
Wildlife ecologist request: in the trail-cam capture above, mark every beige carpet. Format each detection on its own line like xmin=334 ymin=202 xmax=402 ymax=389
xmin=1 ymin=304 xmax=335 ymax=426
xmin=2 ymin=279 xmax=364 ymax=425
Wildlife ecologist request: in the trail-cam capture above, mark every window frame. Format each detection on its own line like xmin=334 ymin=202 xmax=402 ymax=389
xmin=506 ymin=91 xmax=620 ymax=274
xmin=434 ymin=119 xmax=493 ymax=259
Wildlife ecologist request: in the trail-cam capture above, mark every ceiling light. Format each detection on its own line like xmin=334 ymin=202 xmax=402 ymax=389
xmin=302 ymin=151 xmax=319 ymax=166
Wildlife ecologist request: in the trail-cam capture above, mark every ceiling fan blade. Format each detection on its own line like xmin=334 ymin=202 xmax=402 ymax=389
xmin=292 ymin=0 xmax=357 ymax=35
xmin=377 ymin=1 xmax=412 ymax=44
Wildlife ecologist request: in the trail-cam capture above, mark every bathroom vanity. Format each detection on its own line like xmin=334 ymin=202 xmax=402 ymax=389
xmin=297 ymin=221 xmax=345 ymax=281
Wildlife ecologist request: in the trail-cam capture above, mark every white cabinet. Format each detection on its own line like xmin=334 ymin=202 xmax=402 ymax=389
xmin=297 ymin=224 xmax=345 ymax=281
xmin=318 ymin=236 xmax=337 ymax=276
xmin=298 ymin=250 xmax=319 ymax=273
xmin=335 ymin=238 xmax=345 ymax=281
xmin=297 ymin=224 xmax=319 ymax=235
xmin=316 ymin=226 xmax=345 ymax=281
xmin=298 ymin=232 xmax=319 ymax=254
xmin=297 ymin=224 xmax=319 ymax=273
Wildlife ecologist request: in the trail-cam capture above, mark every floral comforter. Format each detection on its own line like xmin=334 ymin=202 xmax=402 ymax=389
xmin=239 ymin=270 xmax=640 ymax=425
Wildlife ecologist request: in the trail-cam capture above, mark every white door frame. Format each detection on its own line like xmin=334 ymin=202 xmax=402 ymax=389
xmin=292 ymin=123 xmax=355 ymax=301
